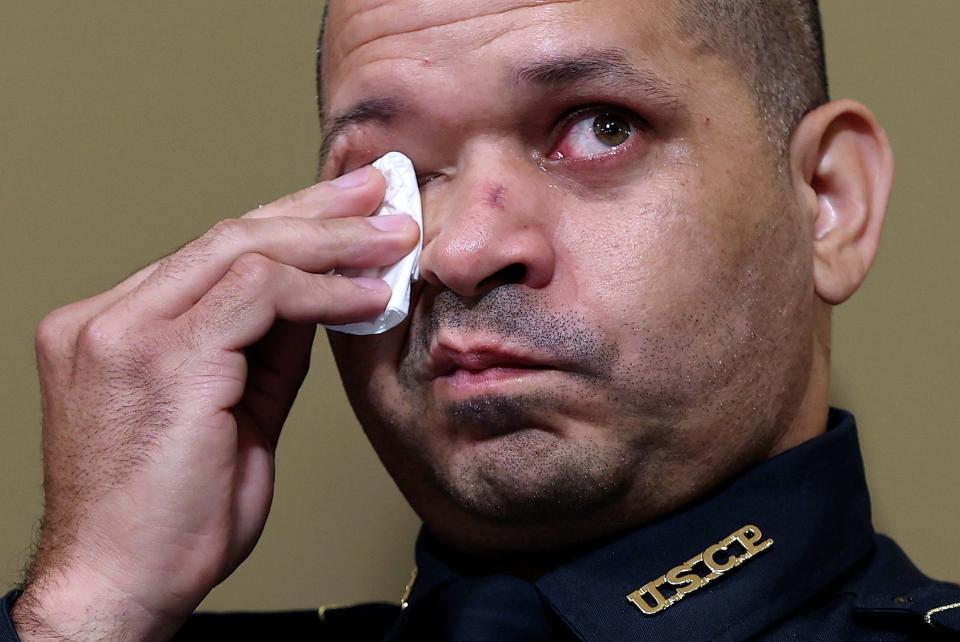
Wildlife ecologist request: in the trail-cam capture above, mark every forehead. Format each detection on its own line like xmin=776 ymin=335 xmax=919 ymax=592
xmin=321 ymin=0 xmax=689 ymax=107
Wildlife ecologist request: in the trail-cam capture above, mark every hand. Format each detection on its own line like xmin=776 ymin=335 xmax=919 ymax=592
xmin=11 ymin=166 xmax=418 ymax=641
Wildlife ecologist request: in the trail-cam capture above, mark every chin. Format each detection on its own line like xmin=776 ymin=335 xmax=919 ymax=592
xmin=416 ymin=427 xmax=634 ymax=532
xmin=420 ymin=493 xmax=642 ymax=558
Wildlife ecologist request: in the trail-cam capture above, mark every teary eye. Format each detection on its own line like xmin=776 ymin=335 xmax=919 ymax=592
xmin=417 ymin=173 xmax=444 ymax=187
xmin=549 ymin=110 xmax=636 ymax=160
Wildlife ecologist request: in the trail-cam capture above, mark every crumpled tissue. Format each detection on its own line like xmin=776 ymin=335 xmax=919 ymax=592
xmin=325 ymin=151 xmax=423 ymax=335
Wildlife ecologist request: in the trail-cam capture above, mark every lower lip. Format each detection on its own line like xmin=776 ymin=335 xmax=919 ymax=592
xmin=434 ymin=367 xmax=554 ymax=395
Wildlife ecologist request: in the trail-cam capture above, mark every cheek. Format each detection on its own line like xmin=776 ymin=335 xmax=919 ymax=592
xmin=327 ymin=331 xmax=407 ymax=408
xmin=554 ymin=174 xmax=810 ymax=389
xmin=554 ymin=181 xmax=716 ymax=331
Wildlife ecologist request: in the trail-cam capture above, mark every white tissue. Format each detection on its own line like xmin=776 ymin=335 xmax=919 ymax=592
xmin=325 ymin=152 xmax=423 ymax=335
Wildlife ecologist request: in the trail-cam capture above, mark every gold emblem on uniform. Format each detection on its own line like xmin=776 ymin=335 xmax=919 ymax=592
xmin=627 ymin=524 xmax=773 ymax=616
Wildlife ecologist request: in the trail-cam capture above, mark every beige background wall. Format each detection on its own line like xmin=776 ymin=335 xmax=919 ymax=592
xmin=1 ymin=1 xmax=957 ymax=611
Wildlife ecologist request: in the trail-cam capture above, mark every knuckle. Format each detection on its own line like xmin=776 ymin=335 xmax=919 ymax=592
xmin=228 ymin=253 xmax=275 ymax=291
xmin=76 ymin=314 xmax=123 ymax=356
xmin=77 ymin=315 xmax=173 ymax=377
xmin=35 ymin=307 xmax=74 ymax=357
xmin=205 ymin=218 xmax=247 ymax=248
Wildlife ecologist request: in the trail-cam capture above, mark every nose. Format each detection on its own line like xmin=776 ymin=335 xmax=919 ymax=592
xmin=418 ymin=152 xmax=556 ymax=298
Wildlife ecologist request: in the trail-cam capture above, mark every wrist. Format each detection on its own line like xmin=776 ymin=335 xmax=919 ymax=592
xmin=12 ymin=565 xmax=184 ymax=642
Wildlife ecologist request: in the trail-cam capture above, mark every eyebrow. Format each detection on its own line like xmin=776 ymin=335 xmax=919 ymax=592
xmin=513 ymin=48 xmax=683 ymax=109
xmin=319 ymin=96 xmax=405 ymax=168
xmin=318 ymin=49 xmax=683 ymax=170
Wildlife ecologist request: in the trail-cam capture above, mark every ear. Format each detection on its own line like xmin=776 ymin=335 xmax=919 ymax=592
xmin=789 ymin=99 xmax=894 ymax=305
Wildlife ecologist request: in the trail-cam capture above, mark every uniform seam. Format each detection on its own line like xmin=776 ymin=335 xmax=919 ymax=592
xmin=925 ymin=601 xmax=960 ymax=625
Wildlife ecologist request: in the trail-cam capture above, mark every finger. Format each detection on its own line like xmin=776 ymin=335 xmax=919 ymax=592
xmin=35 ymin=261 xmax=160 ymax=362
xmin=37 ymin=167 xmax=388 ymax=358
xmin=176 ymin=253 xmax=391 ymax=351
xmin=124 ymin=213 xmax=418 ymax=320
xmin=242 ymin=165 xmax=386 ymax=220
xmin=47 ymin=167 xmax=386 ymax=337
xmin=77 ymin=261 xmax=159 ymax=313
xmin=238 ymin=320 xmax=317 ymax=447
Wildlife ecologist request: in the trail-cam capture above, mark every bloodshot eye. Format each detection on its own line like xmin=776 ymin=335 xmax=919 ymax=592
xmin=549 ymin=110 xmax=636 ymax=160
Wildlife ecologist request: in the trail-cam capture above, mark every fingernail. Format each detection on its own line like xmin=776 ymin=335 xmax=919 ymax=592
xmin=351 ymin=277 xmax=389 ymax=291
xmin=368 ymin=214 xmax=412 ymax=232
xmin=331 ymin=166 xmax=372 ymax=189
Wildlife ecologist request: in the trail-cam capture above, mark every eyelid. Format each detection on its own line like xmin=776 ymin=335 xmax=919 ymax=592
xmin=417 ymin=173 xmax=444 ymax=187
xmin=548 ymin=105 xmax=646 ymax=161
xmin=554 ymin=105 xmax=646 ymax=139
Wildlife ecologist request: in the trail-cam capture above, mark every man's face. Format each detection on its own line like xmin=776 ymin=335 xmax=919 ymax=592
xmin=322 ymin=0 xmax=817 ymax=553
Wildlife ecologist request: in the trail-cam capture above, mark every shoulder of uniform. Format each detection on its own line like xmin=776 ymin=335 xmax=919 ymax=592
xmin=924 ymin=595 xmax=960 ymax=636
xmin=852 ymin=536 xmax=960 ymax=638
xmin=855 ymin=578 xmax=960 ymax=639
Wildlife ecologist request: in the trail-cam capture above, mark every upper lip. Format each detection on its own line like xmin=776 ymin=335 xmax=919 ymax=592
xmin=427 ymin=340 xmax=559 ymax=381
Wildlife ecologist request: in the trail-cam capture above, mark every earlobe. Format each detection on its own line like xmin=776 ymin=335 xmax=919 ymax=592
xmin=790 ymin=100 xmax=894 ymax=305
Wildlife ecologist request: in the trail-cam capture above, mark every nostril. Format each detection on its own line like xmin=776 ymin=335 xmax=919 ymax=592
xmin=477 ymin=263 xmax=527 ymax=292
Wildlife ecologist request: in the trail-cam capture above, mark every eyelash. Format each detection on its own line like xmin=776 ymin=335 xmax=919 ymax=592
xmin=546 ymin=105 xmax=648 ymax=164
xmin=417 ymin=174 xmax=445 ymax=188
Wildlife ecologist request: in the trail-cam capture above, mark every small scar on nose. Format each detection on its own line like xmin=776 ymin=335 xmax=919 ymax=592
xmin=421 ymin=56 xmax=432 ymax=66
xmin=485 ymin=183 xmax=506 ymax=209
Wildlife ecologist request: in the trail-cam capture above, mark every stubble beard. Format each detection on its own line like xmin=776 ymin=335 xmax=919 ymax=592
xmin=393 ymin=287 xmax=643 ymax=526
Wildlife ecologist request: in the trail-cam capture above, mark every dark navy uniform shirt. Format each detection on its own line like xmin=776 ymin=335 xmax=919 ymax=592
xmin=3 ymin=409 xmax=959 ymax=640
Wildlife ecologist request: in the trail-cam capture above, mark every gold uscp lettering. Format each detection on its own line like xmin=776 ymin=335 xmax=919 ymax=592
xmin=627 ymin=576 xmax=670 ymax=615
xmin=734 ymin=524 xmax=774 ymax=556
xmin=627 ymin=524 xmax=774 ymax=617
xmin=703 ymin=540 xmax=737 ymax=574
xmin=665 ymin=557 xmax=703 ymax=596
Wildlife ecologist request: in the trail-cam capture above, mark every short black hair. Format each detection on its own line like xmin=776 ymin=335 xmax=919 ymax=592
xmin=316 ymin=0 xmax=828 ymax=156
xmin=677 ymin=0 xmax=829 ymax=156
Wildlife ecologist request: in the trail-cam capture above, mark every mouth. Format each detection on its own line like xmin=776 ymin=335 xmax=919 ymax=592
xmin=427 ymin=339 xmax=562 ymax=395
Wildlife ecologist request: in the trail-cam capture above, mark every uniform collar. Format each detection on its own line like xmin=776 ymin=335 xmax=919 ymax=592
xmin=409 ymin=409 xmax=875 ymax=642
